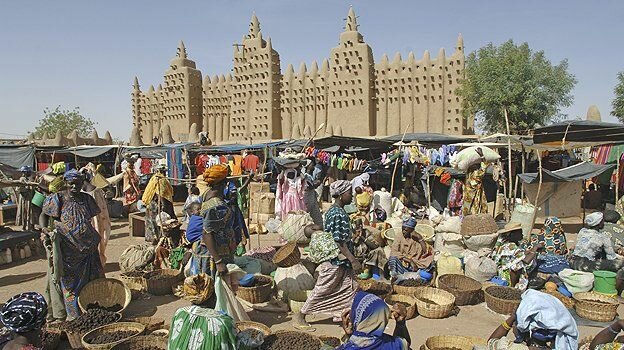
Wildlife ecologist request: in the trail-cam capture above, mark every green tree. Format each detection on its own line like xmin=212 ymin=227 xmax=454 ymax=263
xmin=32 ymin=106 xmax=96 ymax=138
xmin=457 ymin=40 xmax=577 ymax=134
xmin=612 ymin=71 xmax=624 ymax=122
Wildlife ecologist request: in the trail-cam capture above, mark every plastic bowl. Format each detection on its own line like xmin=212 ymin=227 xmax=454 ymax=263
xmin=419 ymin=270 xmax=433 ymax=281
xmin=557 ymin=285 xmax=572 ymax=298
xmin=239 ymin=274 xmax=255 ymax=287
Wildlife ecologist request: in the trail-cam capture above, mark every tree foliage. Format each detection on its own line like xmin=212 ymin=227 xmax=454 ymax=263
xmin=457 ymin=40 xmax=577 ymax=134
xmin=612 ymin=72 xmax=624 ymax=123
xmin=32 ymin=106 xmax=96 ymax=138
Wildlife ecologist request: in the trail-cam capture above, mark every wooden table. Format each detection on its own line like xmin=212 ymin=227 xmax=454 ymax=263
xmin=129 ymin=212 xmax=146 ymax=237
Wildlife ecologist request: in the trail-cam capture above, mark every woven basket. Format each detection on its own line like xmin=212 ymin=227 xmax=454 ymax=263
xmin=356 ymin=278 xmax=392 ymax=298
xmin=542 ymin=290 xmax=575 ymax=309
xmin=237 ymin=275 xmax=274 ymax=304
xmin=144 ymin=269 xmax=184 ymax=296
xmin=78 ymin=278 xmax=132 ymax=314
xmin=126 ymin=316 xmax=165 ymax=334
xmin=82 ymin=322 xmax=145 ymax=350
xmin=384 ymin=294 xmax=417 ymax=320
xmin=392 ymin=279 xmax=428 ymax=297
xmin=574 ymin=292 xmax=619 ymax=322
xmin=270 ymin=330 xmax=324 ymax=348
xmin=319 ymin=336 xmax=342 ymax=348
xmin=413 ymin=287 xmax=455 ymax=319
xmin=111 ymin=336 xmax=167 ymax=350
xmin=42 ymin=329 xmax=62 ymax=350
xmin=484 ymin=286 xmax=522 ymax=315
xmin=437 ymin=274 xmax=483 ymax=306
xmin=119 ymin=272 xmax=147 ymax=293
xmin=236 ymin=321 xmax=272 ymax=336
xmin=461 ymin=214 xmax=498 ymax=236
xmin=65 ymin=313 xmax=122 ymax=349
xmin=422 ymin=335 xmax=487 ymax=350
xmin=272 ymin=241 xmax=301 ymax=267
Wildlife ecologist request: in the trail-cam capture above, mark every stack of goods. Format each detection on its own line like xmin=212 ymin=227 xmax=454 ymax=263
xmin=249 ymin=182 xmax=275 ymax=222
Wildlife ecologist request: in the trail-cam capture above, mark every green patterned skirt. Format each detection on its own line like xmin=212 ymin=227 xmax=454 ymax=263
xmin=168 ymin=306 xmax=237 ymax=350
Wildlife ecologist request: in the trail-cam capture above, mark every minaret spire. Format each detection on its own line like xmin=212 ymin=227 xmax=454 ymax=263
xmin=345 ymin=7 xmax=358 ymax=32
xmin=249 ymin=13 xmax=261 ymax=38
xmin=133 ymin=77 xmax=140 ymax=90
xmin=177 ymin=40 xmax=187 ymax=59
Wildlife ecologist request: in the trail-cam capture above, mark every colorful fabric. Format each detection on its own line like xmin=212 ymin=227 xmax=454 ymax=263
xmin=330 ymin=180 xmax=352 ymax=197
xmin=447 ymin=179 xmax=463 ymax=216
xmin=387 ymin=256 xmax=414 ymax=276
xmin=336 ymin=291 xmax=407 ymax=350
xmin=573 ymin=228 xmax=618 ymax=261
xmin=491 ymin=239 xmax=533 ymax=290
xmin=325 ymin=205 xmax=354 ymax=266
xmin=168 ymin=306 xmax=237 ymax=350
xmin=142 ymin=173 xmax=174 ymax=205
xmin=203 ymin=165 xmax=228 ymax=185
xmin=122 ymin=167 xmax=140 ymax=205
xmin=48 ymin=176 xmax=65 ymax=193
xmin=524 ymin=217 xmax=568 ymax=256
xmin=51 ymin=162 xmax=66 ymax=175
xmin=63 ymin=169 xmax=81 ymax=181
xmin=595 ymin=343 xmax=624 ymax=350
xmin=185 ymin=215 xmax=204 ymax=243
xmin=0 ymin=292 xmax=47 ymax=333
xmin=224 ymin=181 xmax=248 ymax=243
xmin=462 ymin=163 xmax=488 ymax=216
xmin=200 ymin=196 xmax=236 ymax=263
xmin=242 ymin=153 xmax=260 ymax=173
xmin=309 ymin=231 xmax=340 ymax=264
xmin=536 ymin=254 xmax=569 ymax=274
xmin=300 ymin=262 xmax=357 ymax=318
xmin=356 ymin=192 xmax=372 ymax=209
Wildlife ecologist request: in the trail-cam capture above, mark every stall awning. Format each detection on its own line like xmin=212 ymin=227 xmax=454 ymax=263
xmin=532 ymin=120 xmax=624 ymax=146
xmin=517 ymin=162 xmax=616 ymax=184
xmin=0 ymin=145 xmax=35 ymax=169
xmin=383 ymin=133 xmax=473 ymax=145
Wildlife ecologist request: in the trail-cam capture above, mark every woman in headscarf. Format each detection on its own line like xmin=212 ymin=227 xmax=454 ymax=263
xmin=0 ymin=292 xmax=48 ymax=350
xmin=523 ymin=217 xmax=570 ymax=275
xmin=351 ymin=172 xmax=373 ymax=197
xmin=569 ymin=212 xmax=624 ymax=274
xmin=491 ymin=223 xmax=538 ymax=290
xmin=337 ymin=290 xmax=411 ymax=350
xmin=40 ymin=169 xmax=103 ymax=319
xmin=462 ymin=161 xmax=488 ymax=216
xmin=142 ymin=160 xmax=175 ymax=244
xmin=386 ymin=217 xmax=434 ymax=277
xmin=479 ymin=289 xmax=578 ymax=350
xmin=297 ymin=180 xmax=359 ymax=330
xmin=81 ymin=168 xmax=111 ymax=266
xmin=588 ymin=319 xmax=624 ymax=350
xmin=223 ymin=176 xmax=250 ymax=256
xmin=122 ymin=154 xmax=141 ymax=214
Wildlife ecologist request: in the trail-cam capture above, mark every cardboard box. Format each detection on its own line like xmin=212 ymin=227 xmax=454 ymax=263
xmin=249 ymin=213 xmax=272 ymax=225
xmin=250 ymin=193 xmax=276 ymax=215
xmin=249 ymin=182 xmax=270 ymax=195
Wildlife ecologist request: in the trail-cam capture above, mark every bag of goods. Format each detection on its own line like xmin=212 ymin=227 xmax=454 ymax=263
xmin=558 ymin=269 xmax=594 ymax=294
xmin=233 ymin=256 xmax=263 ymax=275
xmin=509 ymin=204 xmax=536 ymax=239
xmin=461 ymin=214 xmax=498 ymax=236
xmin=463 ymin=232 xmax=498 ymax=252
xmin=434 ymin=231 xmax=466 ymax=257
xmin=436 ymin=252 xmax=463 ymax=278
xmin=464 ymin=250 xmax=497 ymax=282
xmin=279 ymin=211 xmax=313 ymax=244
xmin=373 ymin=189 xmax=393 ymax=216
xmin=450 ymin=145 xmax=500 ymax=171
xmin=119 ymin=244 xmax=155 ymax=273
xmin=273 ymin=263 xmax=315 ymax=300
xmin=435 ymin=216 xmax=462 ymax=234
xmin=214 ymin=266 xmax=249 ymax=322
xmin=308 ymin=231 xmax=340 ymax=264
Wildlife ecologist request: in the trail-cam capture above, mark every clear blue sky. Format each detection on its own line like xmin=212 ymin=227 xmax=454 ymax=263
xmin=1 ymin=0 xmax=622 ymax=140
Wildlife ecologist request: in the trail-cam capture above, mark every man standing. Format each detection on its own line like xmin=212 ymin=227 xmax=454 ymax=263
xmin=303 ymin=158 xmax=323 ymax=226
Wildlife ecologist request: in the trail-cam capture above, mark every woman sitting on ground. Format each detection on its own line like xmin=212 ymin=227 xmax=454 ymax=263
xmin=386 ymin=217 xmax=434 ymax=277
xmin=0 ymin=292 xmax=48 ymax=350
xmin=337 ymin=290 xmax=411 ymax=350
xmin=479 ymin=289 xmax=578 ymax=350
xmin=522 ymin=217 xmax=569 ymax=275
xmin=491 ymin=223 xmax=539 ymax=290
xmin=569 ymin=212 xmax=624 ymax=274
xmin=588 ymin=319 xmax=624 ymax=349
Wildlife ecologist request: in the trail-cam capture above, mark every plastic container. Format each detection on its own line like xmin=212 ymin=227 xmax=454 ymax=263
xmin=31 ymin=191 xmax=46 ymax=207
xmin=593 ymin=270 xmax=618 ymax=296
xmin=419 ymin=269 xmax=433 ymax=281
xmin=557 ymin=285 xmax=572 ymax=298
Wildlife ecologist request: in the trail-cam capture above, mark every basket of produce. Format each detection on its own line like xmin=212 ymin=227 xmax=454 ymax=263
xmin=82 ymin=322 xmax=146 ymax=350
xmin=125 ymin=316 xmax=165 ymax=334
xmin=119 ymin=271 xmax=147 ymax=293
xmin=236 ymin=321 xmax=272 ymax=336
xmin=319 ymin=336 xmax=342 ymax=348
xmin=111 ymin=336 xmax=168 ymax=350
xmin=272 ymin=241 xmax=301 ymax=268
xmin=415 ymin=224 xmax=435 ymax=242
xmin=260 ymin=330 xmax=323 ymax=350
xmin=422 ymin=335 xmax=487 ymax=350
xmin=413 ymin=287 xmax=455 ymax=319
xmin=574 ymin=292 xmax=619 ymax=322
xmin=356 ymin=278 xmax=392 ymax=298
xmin=392 ymin=278 xmax=428 ymax=296
xmin=437 ymin=274 xmax=483 ymax=306
xmin=460 ymin=214 xmax=498 ymax=236
xmin=542 ymin=290 xmax=575 ymax=309
xmin=484 ymin=286 xmax=522 ymax=315
xmin=144 ymin=269 xmax=184 ymax=296
xmin=78 ymin=278 xmax=132 ymax=314
xmin=237 ymin=274 xmax=274 ymax=304
xmin=384 ymin=294 xmax=417 ymax=320
xmin=381 ymin=227 xmax=401 ymax=245
xmin=41 ymin=328 xmax=62 ymax=350
xmin=62 ymin=309 xmax=122 ymax=349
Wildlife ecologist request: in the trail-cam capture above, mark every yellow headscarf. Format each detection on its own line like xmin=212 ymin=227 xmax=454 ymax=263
xmin=356 ymin=192 xmax=372 ymax=209
xmin=202 ymin=165 xmax=228 ymax=186
xmin=142 ymin=173 xmax=174 ymax=205
xmin=51 ymin=162 xmax=66 ymax=175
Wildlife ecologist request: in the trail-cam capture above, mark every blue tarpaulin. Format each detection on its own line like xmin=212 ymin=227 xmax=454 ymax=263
xmin=0 ymin=145 xmax=35 ymax=169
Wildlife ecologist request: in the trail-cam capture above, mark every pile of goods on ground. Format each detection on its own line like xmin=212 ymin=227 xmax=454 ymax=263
xmin=87 ymin=301 xmax=123 ymax=312
xmin=62 ymin=309 xmax=120 ymax=334
xmin=259 ymin=331 xmax=321 ymax=350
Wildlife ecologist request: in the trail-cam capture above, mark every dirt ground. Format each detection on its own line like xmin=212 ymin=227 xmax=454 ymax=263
xmin=0 ymin=218 xmax=614 ymax=347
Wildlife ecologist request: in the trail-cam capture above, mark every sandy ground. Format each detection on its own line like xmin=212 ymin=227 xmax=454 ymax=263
xmin=0 ymin=218 xmax=615 ymax=348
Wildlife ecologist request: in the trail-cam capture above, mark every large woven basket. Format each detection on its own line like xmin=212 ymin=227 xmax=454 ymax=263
xmin=269 ymin=330 xmax=324 ymax=348
xmin=111 ymin=336 xmax=167 ymax=350
xmin=385 ymin=294 xmax=417 ymax=320
xmin=119 ymin=271 xmax=147 ymax=293
xmin=65 ymin=312 xmax=122 ymax=349
xmin=236 ymin=321 xmax=272 ymax=336
xmin=438 ymin=274 xmax=483 ymax=306
xmin=357 ymin=278 xmax=392 ymax=298
xmin=392 ymin=278 xmax=428 ymax=296
xmin=422 ymin=335 xmax=487 ymax=350
xmin=272 ymin=241 xmax=301 ymax=267
xmin=82 ymin=322 xmax=146 ymax=350
xmin=78 ymin=278 xmax=132 ymax=314
xmin=574 ymin=292 xmax=619 ymax=322
xmin=413 ymin=287 xmax=455 ymax=319
xmin=237 ymin=275 xmax=274 ymax=304
xmin=484 ymin=286 xmax=522 ymax=315
xmin=542 ymin=290 xmax=575 ymax=309
xmin=144 ymin=269 xmax=184 ymax=296
xmin=126 ymin=316 xmax=165 ymax=334
xmin=461 ymin=214 xmax=498 ymax=236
